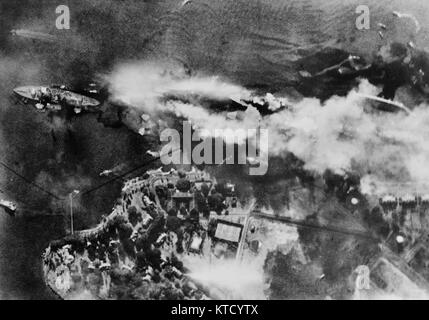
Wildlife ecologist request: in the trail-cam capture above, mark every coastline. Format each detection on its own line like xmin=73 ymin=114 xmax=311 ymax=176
xmin=41 ymin=168 xmax=222 ymax=300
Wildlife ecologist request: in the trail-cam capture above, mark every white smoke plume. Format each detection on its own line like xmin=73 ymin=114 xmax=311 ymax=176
xmin=165 ymin=100 xmax=261 ymax=137
xmin=261 ymin=80 xmax=429 ymax=195
xmin=182 ymin=216 xmax=300 ymax=300
xmin=185 ymin=258 xmax=267 ymax=300
xmin=107 ymin=61 xmax=251 ymax=113
xmin=107 ymin=61 xmax=429 ymax=196
xmin=219 ymin=80 xmax=429 ymax=196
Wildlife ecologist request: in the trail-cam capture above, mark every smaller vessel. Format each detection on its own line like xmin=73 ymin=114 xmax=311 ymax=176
xmin=0 ymin=199 xmax=17 ymax=216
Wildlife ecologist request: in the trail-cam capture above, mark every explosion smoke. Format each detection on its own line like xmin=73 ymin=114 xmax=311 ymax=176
xmin=186 ymin=258 xmax=267 ymax=300
xmin=107 ymin=62 xmax=429 ymax=197
xmin=107 ymin=62 xmax=252 ymax=112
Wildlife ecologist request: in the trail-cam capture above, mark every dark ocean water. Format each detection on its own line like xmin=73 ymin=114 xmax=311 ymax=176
xmin=163 ymin=0 xmax=429 ymax=89
xmin=0 ymin=0 xmax=428 ymax=299
xmin=0 ymin=106 xmax=153 ymax=299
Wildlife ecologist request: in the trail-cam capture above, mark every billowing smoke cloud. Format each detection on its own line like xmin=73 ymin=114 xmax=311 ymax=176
xmin=270 ymin=82 xmax=429 ymax=195
xmin=107 ymin=61 xmax=429 ymax=197
xmin=165 ymin=100 xmax=260 ymax=135
xmin=183 ymin=216 xmax=300 ymax=300
xmin=259 ymin=81 xmax=429 ymax=195
xmin=186 ymin=258 xmax=267 ymax=299
xmin=107 ymin=62 xmax=251 ymax=112
xmin=4 ymin=0 xmax=429 ymax=300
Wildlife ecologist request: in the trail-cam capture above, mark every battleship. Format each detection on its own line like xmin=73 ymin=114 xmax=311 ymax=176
xmin=13 ymin=85 xmax=101 ymax=114
xmin=10 ymin=29 xmax=58 ymax=43
xmin=4 ymin=0 xmax=429 ymax=305
xmin=357 ymin=94 xmax=412 ymax=114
